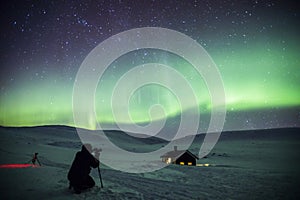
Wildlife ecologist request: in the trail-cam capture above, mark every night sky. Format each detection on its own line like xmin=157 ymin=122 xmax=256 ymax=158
xmin=0 ymin=0 xmax=299 ymax=132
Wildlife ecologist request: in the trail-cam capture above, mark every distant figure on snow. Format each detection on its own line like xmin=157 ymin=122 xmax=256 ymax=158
xmin=68 ymin=144 xmax=100 ymax=194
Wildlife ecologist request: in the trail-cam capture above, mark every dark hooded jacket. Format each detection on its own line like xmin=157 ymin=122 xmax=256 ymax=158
xmin=68 ymin=145 xmax=99 ymax=185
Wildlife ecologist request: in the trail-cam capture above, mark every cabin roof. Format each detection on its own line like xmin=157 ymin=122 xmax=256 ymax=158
xmin=160 ymin=150 xmax=199 ymax=160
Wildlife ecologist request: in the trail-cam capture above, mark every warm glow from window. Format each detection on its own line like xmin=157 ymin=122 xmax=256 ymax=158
xmin=196 ymin=163 xmax=211 ymax=167
xmin=180 ymin=162 xmax=184 ymax=165
xmin=167 ymin=157 xmax=171 ymax=164
xmin=188 ymin=162 xmax=192 ymax=165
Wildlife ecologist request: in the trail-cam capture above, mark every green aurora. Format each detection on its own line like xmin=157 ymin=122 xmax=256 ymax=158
xmin=1 ymin=1 xmax=300 ymax=130
xmin=1 ymin=42 xmax=299 ymax=129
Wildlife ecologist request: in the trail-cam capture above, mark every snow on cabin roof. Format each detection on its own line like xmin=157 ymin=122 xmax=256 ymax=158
xmin=160 ymin=150 xmax=199 ymax=160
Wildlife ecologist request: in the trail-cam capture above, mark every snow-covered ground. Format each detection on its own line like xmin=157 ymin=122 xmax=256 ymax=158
xmin=0 ymin=126 xmax=299 ymax=199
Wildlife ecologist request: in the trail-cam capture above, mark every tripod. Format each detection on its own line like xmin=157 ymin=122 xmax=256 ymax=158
xmin=93 ymin=148 xmax=103 ymax=188
xmin=28 ymin=153 xmax=41 ymax=166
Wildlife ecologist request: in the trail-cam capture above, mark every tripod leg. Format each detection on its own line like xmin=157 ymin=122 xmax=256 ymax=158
xmin=97 ymin=166 xmax=103 ymax=188
xmin=36 ymin=158 xmax=41 ymax=166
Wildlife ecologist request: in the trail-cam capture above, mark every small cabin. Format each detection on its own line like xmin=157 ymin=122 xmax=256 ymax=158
xmin=160 ymin=146 xmax=198 ymax=166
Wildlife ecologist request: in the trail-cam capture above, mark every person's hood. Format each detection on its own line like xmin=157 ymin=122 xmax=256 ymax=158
xmin=81 ymin=143 xmax=92 ymax=154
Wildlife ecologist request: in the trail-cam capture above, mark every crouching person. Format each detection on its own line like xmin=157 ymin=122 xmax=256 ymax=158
xmin=68 ymin=144 xmax=100 ymax=194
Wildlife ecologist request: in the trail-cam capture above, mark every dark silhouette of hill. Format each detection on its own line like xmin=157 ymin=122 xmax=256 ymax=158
xmin=186 ymin=127 xmax=300 ymax=147
xmin=1 ymin=125 xmax=299 ymax=142
xmin=1 ymin=125 xmax=299 ymax=155
xmin=0 ymin=125 xmax=168 ymax=153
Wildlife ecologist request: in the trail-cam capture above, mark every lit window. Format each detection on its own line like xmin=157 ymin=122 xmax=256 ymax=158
xmin=188 ymin=162 xmax=192 ymax=166
xmin=167 ymin=157 xmax=171 ymax=164
xmin=180 ymin=162 xmax=184 ymax=165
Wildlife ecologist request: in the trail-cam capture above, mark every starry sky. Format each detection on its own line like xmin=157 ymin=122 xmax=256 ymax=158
xmin=0 ymin=0 xmax=299 ymax=131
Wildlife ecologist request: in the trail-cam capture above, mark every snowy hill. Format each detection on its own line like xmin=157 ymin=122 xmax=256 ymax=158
xmin=0 ymin=126 xmax=299 ymax=199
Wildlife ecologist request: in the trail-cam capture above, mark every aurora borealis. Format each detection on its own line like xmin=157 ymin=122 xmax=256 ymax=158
xmin=0 ymin=0 xmax=299 ymax=131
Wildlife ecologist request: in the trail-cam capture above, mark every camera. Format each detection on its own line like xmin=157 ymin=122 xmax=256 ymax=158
xmin=91 ymin=148 xmax=102 ymax=158
xmin=92 ymin=148 xmax=102 ymax=153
